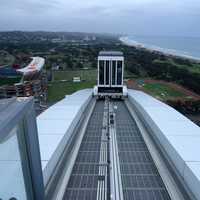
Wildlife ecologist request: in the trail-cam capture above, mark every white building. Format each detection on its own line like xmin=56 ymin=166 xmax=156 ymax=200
xmin=94 ymin=51 xmax=127 ymax=97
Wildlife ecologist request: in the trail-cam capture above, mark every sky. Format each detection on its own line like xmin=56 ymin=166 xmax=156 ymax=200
xmin=0 ymin=0 xmax=200 ymax=37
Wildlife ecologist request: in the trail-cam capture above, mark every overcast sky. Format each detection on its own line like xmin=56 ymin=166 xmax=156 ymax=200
xmin=0 ymin=0 xmax=199 ymax=36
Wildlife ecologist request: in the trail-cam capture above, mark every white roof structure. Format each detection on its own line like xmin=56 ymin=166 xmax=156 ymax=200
xmin=37 ymin=89 xmax=93 ymax=184
xmin=17 ymin=57 xmax=45 ymax=75
xmin=128 ymin=89 xmax=200 ymax=199
xmin=0 ymin=127 xmax=27 ymax=199
xmin=35 ymin=88 xmax=200 ymax=198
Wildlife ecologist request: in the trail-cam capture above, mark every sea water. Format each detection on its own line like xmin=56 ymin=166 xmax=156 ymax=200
xmin=121 ymin=35 xmax=200 ymax=61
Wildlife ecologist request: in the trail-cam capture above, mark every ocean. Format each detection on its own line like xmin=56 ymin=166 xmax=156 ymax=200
xmin=120 ymin=35 xmax=200 ymax=61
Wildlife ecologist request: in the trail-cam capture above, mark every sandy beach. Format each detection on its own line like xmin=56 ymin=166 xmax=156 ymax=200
xmin=120 ymin=36 xmax=200 ymax=63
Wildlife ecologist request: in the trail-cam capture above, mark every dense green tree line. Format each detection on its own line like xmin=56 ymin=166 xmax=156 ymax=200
xmin=122 ymin=45 xmax=200 ymax=94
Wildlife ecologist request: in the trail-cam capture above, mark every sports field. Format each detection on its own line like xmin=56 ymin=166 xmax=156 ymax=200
xmin=53 ymin=69 xmax=97 ymax=81
xmin=48 ymin=69 xmax=97 ymax=102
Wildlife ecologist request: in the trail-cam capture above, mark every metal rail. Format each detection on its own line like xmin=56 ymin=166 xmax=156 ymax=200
xmin=97 ymin=100 xmax=109 ymax=200
xmin=109 ymin=101 xmax=124 ymax=200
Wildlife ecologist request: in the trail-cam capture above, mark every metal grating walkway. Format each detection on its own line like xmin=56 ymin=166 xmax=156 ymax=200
xmin=114 ymin=101 xmax=171 ymax=200
xmin=63 ymin=100 xmax=106 ymax=200
xmin=63 ymin=100 xmax=172 ymax=200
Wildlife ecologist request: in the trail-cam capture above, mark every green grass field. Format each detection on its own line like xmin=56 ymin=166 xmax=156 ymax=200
xmin=142 ymin=82 xmax=185 ymax=100
xmin=53 ymin=69 xmax=97 ymax=81
xmin=48 ymin=69 xmax=140 ymax=103
xmin=48 ymin=69 xmax=97 ymax=102
xmin=48 ymin=81 xmax=95 ymax=102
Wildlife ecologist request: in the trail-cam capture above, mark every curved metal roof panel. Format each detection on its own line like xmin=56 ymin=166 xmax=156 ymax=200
xmin=37 ymin=89 xmax=93 ymax=183
xmin=128 ymin=89 xmax=200 ymax=199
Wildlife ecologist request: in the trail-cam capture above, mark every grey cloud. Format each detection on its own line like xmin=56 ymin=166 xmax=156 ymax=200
xmin=1 ymin=0 xmax=59 ymax=13
xmin=82 ymin=5 xmax=108 ymax=13
xmin=0 ymin=0 xmax=199 ymax=37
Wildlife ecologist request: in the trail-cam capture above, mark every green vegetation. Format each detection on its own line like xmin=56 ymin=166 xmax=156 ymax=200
xmin=48 ymin=69 xmax=97 ymax=102
xmin=48 ymin=81 xmax=95 ymax=102
xmin=53 ymin=69 xmax=97 ymax=81
xmin=48 ymin=68 xmax=136 ymax=102
xmin=122 ymin=44 xmax=200 ymax=95
xmin=142 ymin=83 xmax=185 ymax=100
xmin=153 ymin=59 xmax=200 ymax=74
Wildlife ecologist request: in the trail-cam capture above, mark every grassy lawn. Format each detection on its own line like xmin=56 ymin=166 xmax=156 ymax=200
xmin=49 ymin=69 xmax=139 ymax=103
xmin=48 ymin=81 xmax=95 ymax=102
xmin=54 ymin=69 xmax=137 ymax=80
xmin=48 ymin=69 xmax=97 ymax=103
xmin=53 ymin=69 xmax=97 ymax=81
xmin=142 ymin=82 xmax=185 ymax=100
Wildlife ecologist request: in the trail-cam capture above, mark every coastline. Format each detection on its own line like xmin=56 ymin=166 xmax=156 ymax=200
xmin=119 ymin=36 xmax=200 ymax=63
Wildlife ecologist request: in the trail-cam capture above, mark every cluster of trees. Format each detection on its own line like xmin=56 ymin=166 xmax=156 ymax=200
xmin=0 ymin=42 xmax=55 ymax=55
xmin=152 ymin=60 xmax=200 ymax=94
xmin=122 ymin=45 xmax=200 ymax=95
xmin=46 ymin=42 xmax=121 ymax=70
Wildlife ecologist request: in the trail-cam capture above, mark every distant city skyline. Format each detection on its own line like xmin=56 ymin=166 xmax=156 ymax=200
xmin=0 ymin=0 xmax=200 ymax=37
